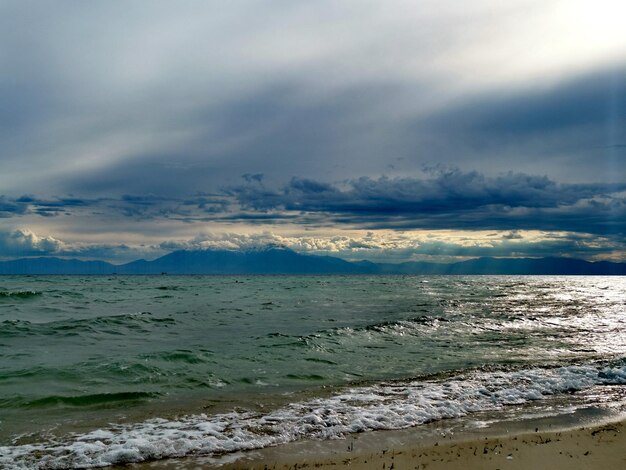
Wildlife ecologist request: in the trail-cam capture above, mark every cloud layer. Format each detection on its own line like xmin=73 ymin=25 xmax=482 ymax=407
xmin=1 ymin=1 xmax=624 ymax=198
xmin=227 ymin=168 xmax=626 ymax=234
xmin=2 ymin=227 xmax=623 ymax=264
xmin=0 ymin=1 xmax=624 ymax=261
xmin=1 ymin=166 xmax=625 ymax=262
xmin=3 ymin=168 xmax=625 ymax=234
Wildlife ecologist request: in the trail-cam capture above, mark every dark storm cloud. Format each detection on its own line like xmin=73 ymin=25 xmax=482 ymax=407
xmin=227 ymin=168 xmax=626 ymax=234
xmin=0 ymin=192 xmax=234 ymax=223
xmin=0 ymin=195 xmax=99 ymax=218
xmin=3 ymin=168 xmax=626 ymax=236
xmin=24 ymin=196 xmax=94 ymax=217
xmin=0 ymin=197 xmax=29 ymax=218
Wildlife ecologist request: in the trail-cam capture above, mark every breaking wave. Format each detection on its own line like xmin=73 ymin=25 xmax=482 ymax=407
xmin=2 ymin=360 xmax=625 ymax=469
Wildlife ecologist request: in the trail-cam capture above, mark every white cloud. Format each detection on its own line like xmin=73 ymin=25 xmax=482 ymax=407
xmin=159 ymin=229 xmax=624 ymax=262
xmin=0 ymin=229 xmax=64 ymax=258
xmin=0 ymin=227 xmax=623 ymax=262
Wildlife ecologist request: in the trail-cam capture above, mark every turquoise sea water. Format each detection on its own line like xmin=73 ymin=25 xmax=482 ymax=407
xmin=0 ymin=275 xmax=625 ymax=468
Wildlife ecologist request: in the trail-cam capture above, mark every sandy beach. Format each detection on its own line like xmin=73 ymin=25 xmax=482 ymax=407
xmin=217 ymin=420 xmax=625 ymax=470
xmin=124 ymin=415 xmax=625 ymax=470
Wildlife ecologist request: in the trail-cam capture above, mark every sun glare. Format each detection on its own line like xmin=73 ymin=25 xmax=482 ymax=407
xmin=561 ymin=0 xmax=626 ymax=52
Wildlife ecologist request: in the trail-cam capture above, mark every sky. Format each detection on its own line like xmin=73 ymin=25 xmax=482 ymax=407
xmin=1 ymin=0 xmax=625 ymax=263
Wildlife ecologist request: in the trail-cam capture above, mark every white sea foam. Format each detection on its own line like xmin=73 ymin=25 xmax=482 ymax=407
xmin=1 ymin=362 xmax=625 ymax=469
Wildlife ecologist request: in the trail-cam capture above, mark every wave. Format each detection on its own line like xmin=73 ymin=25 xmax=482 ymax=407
xmin=2 ymin=360 xmax=625 ymax=469
xmin=268 ymin=316 xmax=457 ymax=354
xmin=263 ymin=315 xmax=451 ymax=347
xmin=0 ymin=312 xmax=175 ymax=338
xmin=1 ymin=392 xmax=158 ymax=409
xmin=139 ymin=349 xmax=216 ymax=364
xmin=0 ymin=290 xmax=42 ymax=299
xmin=362 ymin=315 xmax=449 ymax=333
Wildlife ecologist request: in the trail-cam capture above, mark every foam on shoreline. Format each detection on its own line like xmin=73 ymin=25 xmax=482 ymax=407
xmin=2 ymin=361 xmax=625 ymax=469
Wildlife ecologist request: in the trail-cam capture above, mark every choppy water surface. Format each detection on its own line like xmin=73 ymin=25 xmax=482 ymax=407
xmin=0 ymin=275 xmax=624 ymax=468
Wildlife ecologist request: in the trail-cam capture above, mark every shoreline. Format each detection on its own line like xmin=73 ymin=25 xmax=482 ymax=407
xmin=220 ymin=419 xmax=626 ymax=470
xmin=120 ymin=408 xmax=626 ymax=470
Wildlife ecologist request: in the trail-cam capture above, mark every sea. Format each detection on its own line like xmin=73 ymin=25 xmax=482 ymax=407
xmin=0 ymin=275 xmax=625 ymax=469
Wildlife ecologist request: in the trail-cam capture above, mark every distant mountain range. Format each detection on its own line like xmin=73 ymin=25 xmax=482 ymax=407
xmin=0 ymin=248 xmax=625 ymax=275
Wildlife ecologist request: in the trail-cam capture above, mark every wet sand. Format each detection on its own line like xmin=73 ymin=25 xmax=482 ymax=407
xmin=219 ymin=420 xmax=625 ymax=470
xmin=124 ymin=415 xmax=625 ymax=470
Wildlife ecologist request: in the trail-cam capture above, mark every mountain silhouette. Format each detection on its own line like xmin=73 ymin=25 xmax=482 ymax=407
xmin=0 ymin=248 xmax=624 ymax=275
